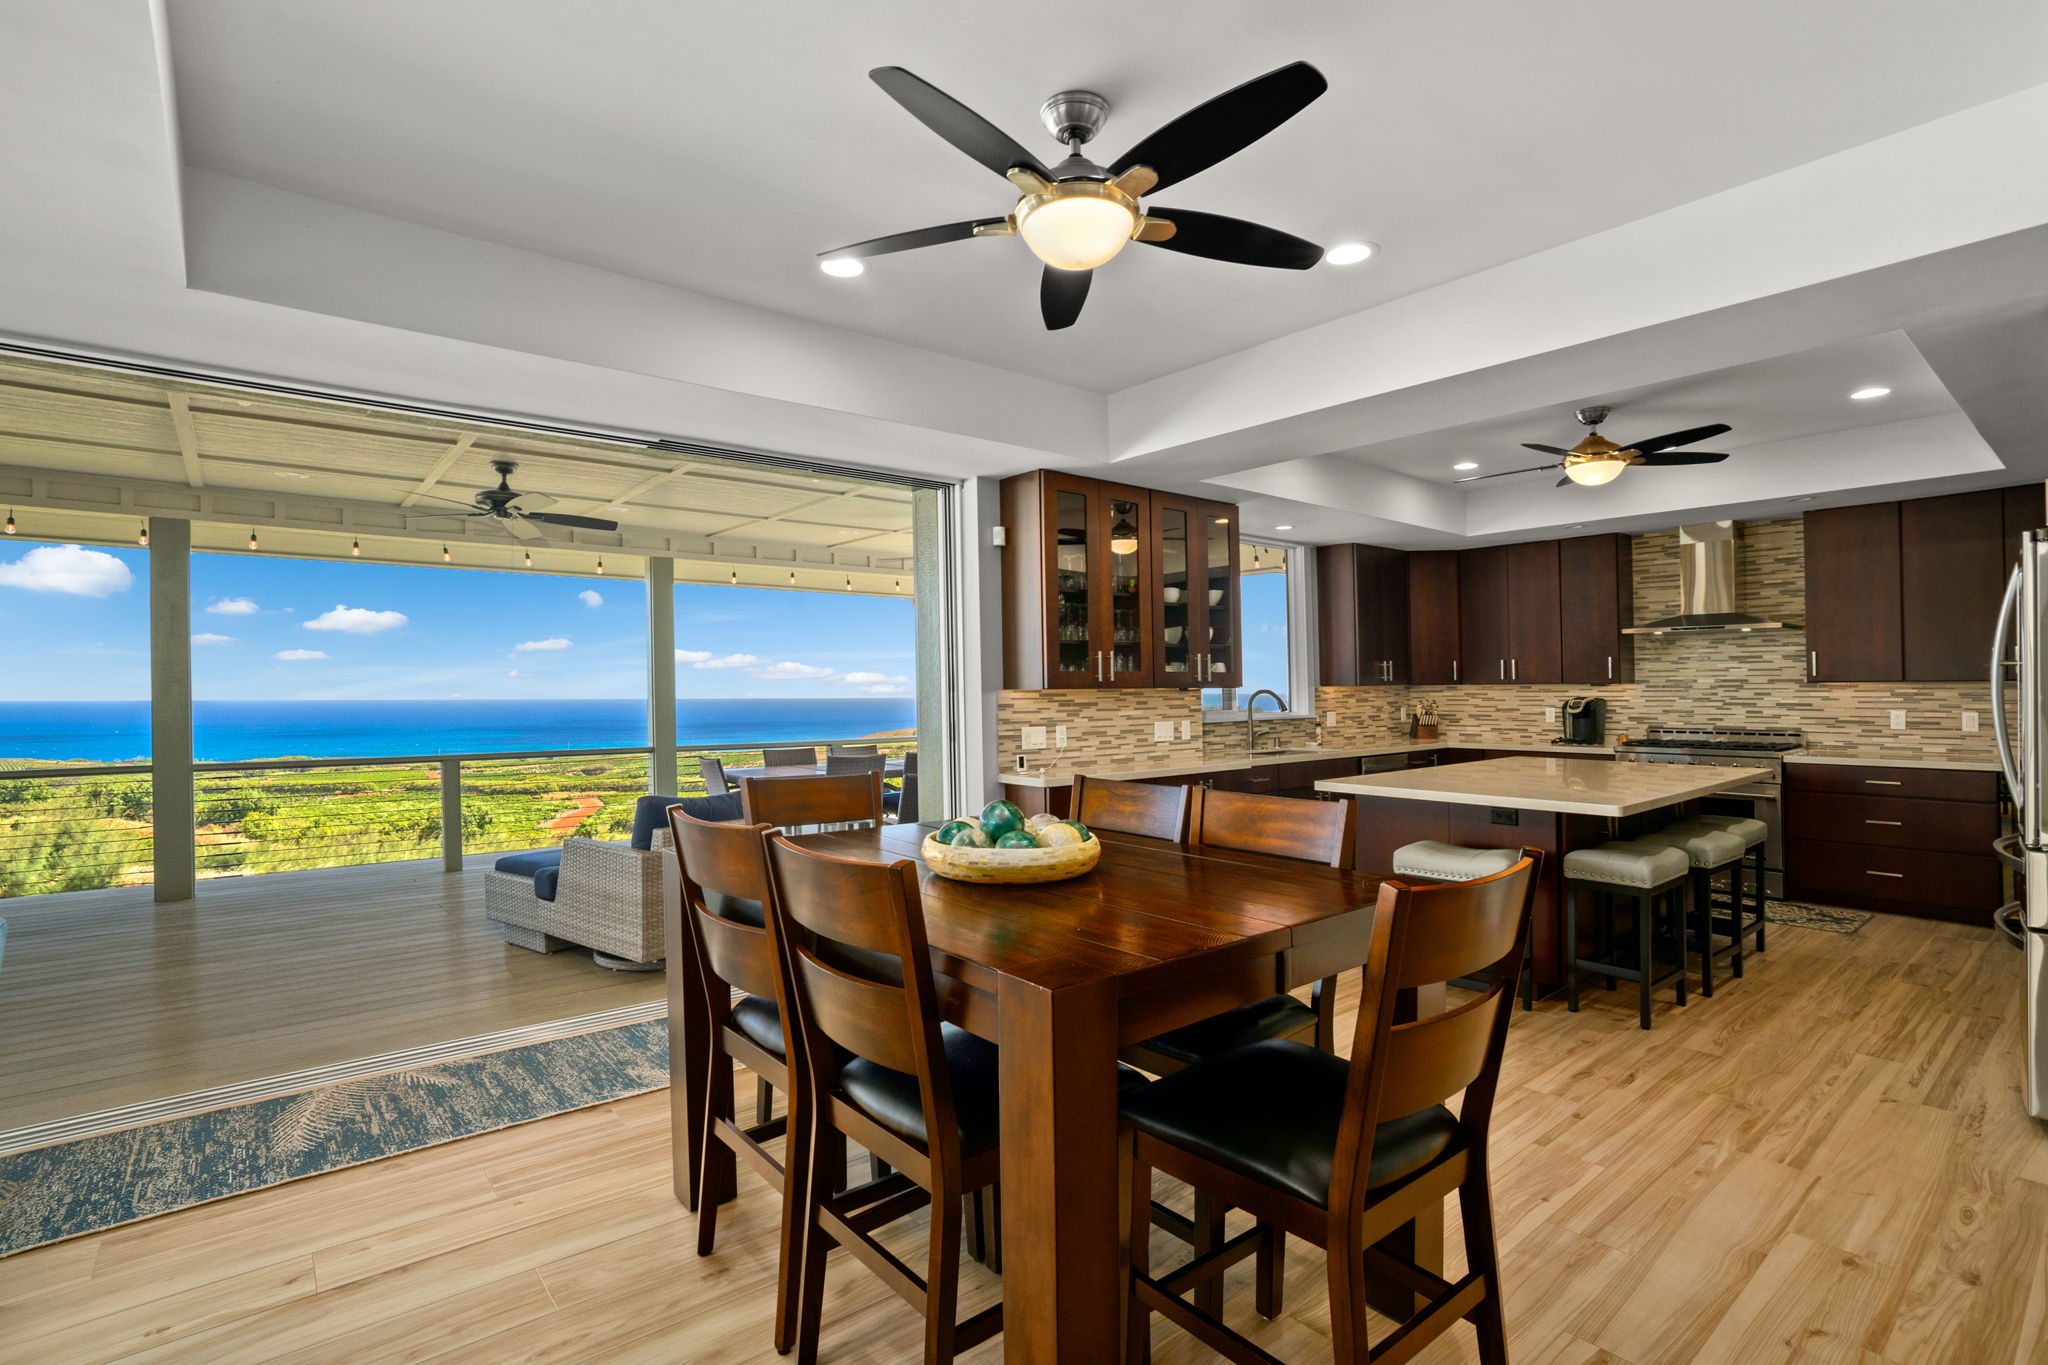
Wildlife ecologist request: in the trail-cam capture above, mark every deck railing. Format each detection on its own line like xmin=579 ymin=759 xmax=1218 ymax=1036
xmin=0 ymin=737 xmax=914 ymax=898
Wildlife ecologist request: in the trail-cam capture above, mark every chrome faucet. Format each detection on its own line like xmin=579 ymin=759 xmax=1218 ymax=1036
xmin=1243 ymin=689 xmax=1288 ymax=756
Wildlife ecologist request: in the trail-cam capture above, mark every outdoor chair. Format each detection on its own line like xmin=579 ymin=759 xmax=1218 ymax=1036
xmin=485 ymin=791 xmax=743 ymax=969
xmin=828 ymin=744 xmax=880 ymax=757
xmin=824 ymin=752 xmax=887 ymax=778
xmin=761 ymin=746 xmax=818 ymax=767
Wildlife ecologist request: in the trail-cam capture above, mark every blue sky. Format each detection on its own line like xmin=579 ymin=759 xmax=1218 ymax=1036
xmin=0 ymin=538 xmax=916 ymax=702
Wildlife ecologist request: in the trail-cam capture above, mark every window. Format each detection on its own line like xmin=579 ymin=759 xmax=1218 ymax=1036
xmin=1205 ymin=542 xmax=1295 ymax=712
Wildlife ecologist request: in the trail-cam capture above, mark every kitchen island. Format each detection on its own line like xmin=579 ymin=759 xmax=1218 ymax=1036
xmin=1315 ymin=756 xmax=1768 ymax=996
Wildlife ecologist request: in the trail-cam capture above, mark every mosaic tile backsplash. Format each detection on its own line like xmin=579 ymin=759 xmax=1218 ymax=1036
xmin=998 ymin=517 xmax=2004 ymax=772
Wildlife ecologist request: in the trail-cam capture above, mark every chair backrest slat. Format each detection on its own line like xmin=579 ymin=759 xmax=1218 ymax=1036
xmin=741 ymin=772 xmax=884 ymax=829
xmin=1374 ymin=992 xmax=1502 ymax=1117
xmin=1072 ymin=775 xmax=1195 ymax=841
xmin=761 ymin=746 xmax=818 ymax=767
xmin=791 ymin=951 xmax=927 ymax=1074
xmin=1194 ymin=787 xmax=1355 ymax=868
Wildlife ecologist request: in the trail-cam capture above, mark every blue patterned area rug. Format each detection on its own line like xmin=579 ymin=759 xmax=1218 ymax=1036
xmin=0 ymin=1019 xmax=667 ymax=1258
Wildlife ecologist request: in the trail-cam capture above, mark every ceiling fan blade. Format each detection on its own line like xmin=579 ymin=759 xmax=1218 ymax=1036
xmin=525 ymin=512 xmax=621 ymax=532
xmin=502 ymin=515 xmax=544 ymax=542
xmin=506 ymin=492 xmax=557 ymax=514
xmin=1635 ymin=451 xmax=1730 ymax=467
xmin=1453 ymin=463 xmax=1562 ymax=483
xmin=1621 ymin=422 xmax=1732 ymax=455
xmin=1521 ymin=443 xmax=1573 ymax=456
xmin=1109 ymin=61 xmax=1327 ymax=193
xmin=1136 ymin=208 xmax=1320 ymax=269
xmin=1040 ymin=266 xmax=1092 ymax=330
xmin=868 ymin=67 xmax=1050 ymax=182
xmin=820 ymin=218 xmax=1011 ymax=262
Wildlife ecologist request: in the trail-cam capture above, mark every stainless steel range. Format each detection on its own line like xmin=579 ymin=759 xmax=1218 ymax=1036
xmin=1612 ymin=726 xmax=1801 ymax=896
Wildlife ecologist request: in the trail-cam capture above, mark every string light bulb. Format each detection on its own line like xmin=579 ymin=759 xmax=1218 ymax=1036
xmin=5 ymin=510 xmax=15 ymax=534
xmin=523 ymin=549 xmax=533 ymax=568
xmin=788 ymin=570 xmax=796 ymax=585
xmin=845 ymin=576 xmax=853 ymax=591
xmin=247 ymin=529 xmax=259 ymax=550
xmin=894 ymin=579 xmax=902 ymax=592
xmin=1252 ymin=551 xmax=1261 ymax=569
xmin=350 ymin=538 xmax=361 ymax=557
xmin=728 ymin=567 xmax=738 ymax=585
xmin=596 ymin=556 xmax=605 ymax=575
xmin=441 ymin=544 xmax=451 ymax=562
xmin=137 ymin=524 xmax=149 ymax=547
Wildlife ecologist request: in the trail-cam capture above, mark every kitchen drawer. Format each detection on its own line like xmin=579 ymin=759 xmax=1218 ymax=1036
xmin=1784 ymin=790 xmax=1999 ymax=855
xmin=1785 ymin=763 xmax=1998 ymax=804
xmin=1783 ymin=838 xmax=2002 ymax=917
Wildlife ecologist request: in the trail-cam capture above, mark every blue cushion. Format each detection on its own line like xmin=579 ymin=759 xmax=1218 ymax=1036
xmin=532 ymin=865 xmax=560 ymax=902
xmin=495 ymin=848 xmax=563 ymax=879
xmin=633 ymin=791 xmax=745 ymax=848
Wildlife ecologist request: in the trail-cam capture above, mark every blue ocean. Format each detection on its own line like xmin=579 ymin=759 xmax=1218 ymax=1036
xmin=0 ymin=698 xmax=919 ymax=764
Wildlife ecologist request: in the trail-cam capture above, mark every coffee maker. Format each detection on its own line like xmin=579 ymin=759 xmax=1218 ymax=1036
xmin=1560 ymin=696 xmax=1604 ymax=745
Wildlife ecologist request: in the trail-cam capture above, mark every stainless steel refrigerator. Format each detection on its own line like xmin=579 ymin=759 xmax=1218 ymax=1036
xmin=1992 ymin=529 xmax=2048 ymax=1120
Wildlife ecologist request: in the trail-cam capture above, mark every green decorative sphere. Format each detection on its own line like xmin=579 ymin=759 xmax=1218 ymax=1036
xmin=935 ymin=819 xmax=975 ymax=845
xmin=978 ymin=799 xmax=1026 ymax=843
xmin=946 ymin=824 xmax=992 ymax=848
xmin=995 ymin=829 xmax=1040 ymax=849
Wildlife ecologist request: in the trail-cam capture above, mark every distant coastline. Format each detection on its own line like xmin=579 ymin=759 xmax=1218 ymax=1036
xmin=0 ymin=697 xmax=919 ymax=764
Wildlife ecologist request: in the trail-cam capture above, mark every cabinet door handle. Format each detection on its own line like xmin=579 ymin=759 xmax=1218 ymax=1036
xmin=1863 ymin=779 xmax=1903 ymax=786
xmin=1511 ymin=658 xmax=1518 ymax=681
xmin=1810 ymin=650 xmax=1818 ymax=677
xmin=1607 ymin=655 xmax=1613 ymax=680
xmin=1452 ymin=659 xmax=1459 ymax=682
xmin=1865 ymin=819 xmax=1904 ymax=825
xmin=1499 ymin=659 xmax=1505 ymax=680
xmin=1865 ymin=870 xmax=1904 ymax=878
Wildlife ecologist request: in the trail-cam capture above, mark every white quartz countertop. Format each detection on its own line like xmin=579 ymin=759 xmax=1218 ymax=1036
xmin=998 ymin=739 xmax=1615 ymax=789
xmin=1786 ymin=747 xmax=2004 ymax=772
xmin=1314 ymin=755 xmax=1770 ymax=817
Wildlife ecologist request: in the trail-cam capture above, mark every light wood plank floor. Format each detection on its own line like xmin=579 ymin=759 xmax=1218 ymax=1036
xmin=0 ymin=856 xmax=662 ymax=1131
xmin=3 ymin=914 xmax=2044 ymax=1363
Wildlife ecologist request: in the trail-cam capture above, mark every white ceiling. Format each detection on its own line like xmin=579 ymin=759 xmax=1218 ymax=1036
xmin=163 ymin=0 xmax=2048 ymax=392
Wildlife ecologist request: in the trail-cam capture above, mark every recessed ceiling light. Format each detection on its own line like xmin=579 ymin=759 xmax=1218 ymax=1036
xmin=1850 ymin=386 xmax=1891 ymax=400
xmin=1453 ymin=461 xmax=1479 ymax=471
xmin=275 ymin=470 xmax=310 ymax=479
xmin=1790 ymin=496 xmax=1813 ymax=503
xmin=1323 ymin=241 xmax=1378 ymax=266
xmin=1273 ymin=524 xmax=1294 ymax=531
xmin=820 ymin=257 xmax=865 ymax=278
xmin=1568 ymin=523 xmax=1586 ymax=530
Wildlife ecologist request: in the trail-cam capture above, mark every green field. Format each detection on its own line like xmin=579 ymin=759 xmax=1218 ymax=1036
xmin=0 ymin=742 xmax=915 ymax=899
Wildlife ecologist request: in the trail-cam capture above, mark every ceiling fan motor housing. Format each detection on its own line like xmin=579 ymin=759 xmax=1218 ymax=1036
xmin=1575 ymin=404 xmax=1612 ymax=429
xmin=1039 ymin=89 xmax=1111 ymax=146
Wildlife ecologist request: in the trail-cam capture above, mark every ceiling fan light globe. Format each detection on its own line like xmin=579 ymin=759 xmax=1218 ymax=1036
xmin=1564 ymin=458 xmax=1626 ymax=487
xmin=1016 ymin=186 xmax=1138 ymax=271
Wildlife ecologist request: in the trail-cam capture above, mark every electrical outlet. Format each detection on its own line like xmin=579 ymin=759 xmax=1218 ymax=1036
xmin=1054 ymin=725 xmax=1067 ymax=746
xmin=1963 ymin=711 xmax=1981 ymax=733
xmin=1889 ymin=710 xmax=1908 ymax=730
xmin=1545 ymin=707 xmax=1558 ymax=724
xmin=1152 ymin=720 xmax=1175 ymax=742
xmin=1180 ymin=719 xmax=1191 ymax=740
xmin=1325 ymin=711 xmax=1335 ymax=728
xmin=1020 ymin=725 xmax=1047 ymax=750
xmin=1489 ymin=808 xmax=1521 ymax=826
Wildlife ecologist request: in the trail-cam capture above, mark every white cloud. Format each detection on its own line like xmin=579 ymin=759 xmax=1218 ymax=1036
xmin=206 ymin=596 xmax=259 ymax=615
xmin=506 ymin=669 xmax=528 ymax=678
xmin=190 ymin=632 xmax=234 ymax=646
xmin=578 ymin=589 xmax=603 ymax=608
xmin=839 ymin=671 xmax=906 ymax=685
xmin=306 ymin=604 xmax=408 ymax=634
xmin=860 ymin=684 xmax=911 ymax=695
xmin=274 ymin=649 xmax=328 ymax=661
xmin=512 ymin=637 xmax=572 ymax=653
xmin=756 ymin=660 xmax=837 ymax=680
xmin=0 ymin=544 xmax=134 ymax=597
xmin=675 ymin=649 xmax=713 ymax=664
xmin=692 ymin=653 xmax=761 ymax=670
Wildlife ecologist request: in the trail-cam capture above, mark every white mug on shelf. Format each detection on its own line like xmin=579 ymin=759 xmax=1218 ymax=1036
xmin=1207 ymin=589 xmax=1223 ymax=606
xmin=1163 ymin=587 xmax=1182 ymax=603
xmin=1164 ymin=627 xmax=1184 ymax=643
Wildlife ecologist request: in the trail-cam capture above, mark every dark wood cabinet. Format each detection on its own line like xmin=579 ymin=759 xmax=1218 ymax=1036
xmin=1407 ymin=551 xmax=1460 ymax=684
xmin=1783 ymin=761 xmax=2003 ymax=923
xmin=1804 ymin=501 xmax=1903 ymax=682
xmin=1315 ymin=544 xmax=1409 ymax=685
xmin=1001 ymin=473 xmax=1239 ymax=691
xmin=1505 ymin=540 xmax=1562 ymax=684
xmin=1557 ymin=533 xmax=1635 ymax=684
xmin=1457 ymin=546 xmax=1510 ymax=684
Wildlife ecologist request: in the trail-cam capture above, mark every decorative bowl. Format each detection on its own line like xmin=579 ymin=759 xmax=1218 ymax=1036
xmin=921 ymin=832 xmax=1102 ymax=884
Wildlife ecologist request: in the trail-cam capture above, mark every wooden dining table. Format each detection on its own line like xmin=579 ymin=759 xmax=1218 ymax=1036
xmin=670 ymin=821 xmax=1431 ymax=1364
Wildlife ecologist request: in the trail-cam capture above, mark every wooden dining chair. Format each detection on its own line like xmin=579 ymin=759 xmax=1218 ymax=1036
xmin=1120 ymin=851 xmax=1540 ymax=1365
xmin=762 ymin=835 xmax=1005 ymax=1365
xmin=1072 ymin=774 xmax=1197 ymax=841
xmin=740 ymin=771 xmax=884 ymax=832
xmin=761 ymin=745 xmax=818 ymax=766
xmin=663 ymin=805 xmax=801 ymax=1351
xmin=699 ymin=754 xmax=731 ymax=796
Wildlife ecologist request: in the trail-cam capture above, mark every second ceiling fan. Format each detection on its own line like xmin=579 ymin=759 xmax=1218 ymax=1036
xmin=1455 ymin=406 xmax=1733 ymax=488
xmin=820 ymin=62 xmax=1330 ymax=329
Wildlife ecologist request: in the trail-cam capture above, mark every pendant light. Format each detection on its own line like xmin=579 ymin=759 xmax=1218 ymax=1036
xmin=1109 ymin=512 xmax=1139 ymax=556
xmin=247 ymin=529 xmax=259 ymax=550
xmin=844 ymin=576 xmax=853 ymax=591
xmin=788 ymin=570 xmax=796 ymax=585
xmin=350 ymin=538 xmax=361 ymax=557
xmin=523 ymin=549 xmax=533 ymax=568
xmin=3 ymin=510 xmax=14 ymax=534
xmin=137 ymin=524 xmax=149 ymax=547
xmin=441 ymin=544 xmax=451 ymax=562
xmin=729 ymin=567 xmax=738 ymax=585
xmin=596 ymin=556 xmax=605 ymax=575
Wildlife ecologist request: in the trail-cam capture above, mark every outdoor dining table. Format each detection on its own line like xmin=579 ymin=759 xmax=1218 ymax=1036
xmin=667 ymin=820 xmax=1440 ymax=1364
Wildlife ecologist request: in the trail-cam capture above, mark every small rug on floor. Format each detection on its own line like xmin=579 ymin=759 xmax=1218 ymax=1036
xmin=0 ymin=1018 xmax=667 ymax=1258
xmin=1765 ymin=898 xmax=1874 ymax=934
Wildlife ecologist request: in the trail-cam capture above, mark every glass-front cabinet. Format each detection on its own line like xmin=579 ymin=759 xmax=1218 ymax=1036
xmin=1001 ymin=472 xmax=1241 ymax=690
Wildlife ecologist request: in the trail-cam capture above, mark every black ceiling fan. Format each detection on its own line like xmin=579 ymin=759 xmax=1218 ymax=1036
xmin=409 ymin=461 xmax=618 ymax=541
xmin=820 ymin=62 xmax=1330 ymax=330
xmin=1453 ymin=406 xmax=1733 ymax=488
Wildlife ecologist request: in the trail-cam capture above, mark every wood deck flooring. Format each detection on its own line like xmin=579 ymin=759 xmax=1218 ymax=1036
xmin=0 ymin=855 xmax=662 ymax=1132
xmin=2 ymin=913 xmax=2043 ymax=1362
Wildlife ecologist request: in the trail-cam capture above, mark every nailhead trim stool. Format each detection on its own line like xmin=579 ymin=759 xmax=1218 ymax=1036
xmin=1664 ymin=814 xmax=1768 ymax=961
xmin=1392 ymin=840 xmax=1535 ymax=1009
xmin=1634 ymin=824 xmax=1750 ymax=996
xmin=1563 ymin=840 xmax=1692 ymax=1030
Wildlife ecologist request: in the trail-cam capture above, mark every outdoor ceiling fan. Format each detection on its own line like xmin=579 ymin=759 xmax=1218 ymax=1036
xmin=820 ymin=62 xmax=1329 ymax=329
xmin=408 ymin=461 xmax=618 ymax=541
xmin=1454 ymin=406 xmax=1733 ymax=488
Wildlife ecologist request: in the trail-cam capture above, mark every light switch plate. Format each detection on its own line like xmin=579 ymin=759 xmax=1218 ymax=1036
xmin=1889 ymin=710 xmax=1908 ymax=730
xmin=1180 ymin=719 xmax=1191 ymax=740
xmin=1962 ymin=711 xmax=1980 ymax=732
xmin=1020 ymin=725 xmax=1047 ymax=750
xmin=1326 ymin=711 xmax=1336 ymax=728
xmin=1153 ymin=720 xmax=1175 ymax=742
xmin=1545 ymin=707 xmax=1558 ymax=724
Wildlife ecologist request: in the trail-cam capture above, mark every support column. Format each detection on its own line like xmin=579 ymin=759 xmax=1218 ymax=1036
xmin=646 ymin=555 xmax=678 ymax=795
xmin=911 ymin=489 xmax=946 ymax=822
xmin=149 ymin=517 xmax=196 ymax=904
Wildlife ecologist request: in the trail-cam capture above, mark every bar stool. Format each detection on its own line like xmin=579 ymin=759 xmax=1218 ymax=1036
xmin=1633 ymin=824 xmax=1749 ymax=996
xmin=1562 ymin=840 xmax=1691 ymax=1029
xmin=1665 ymin=813 xmax=1769 ymax=960
xmin=1392 ymin=840 xmax=1535 ymax=1010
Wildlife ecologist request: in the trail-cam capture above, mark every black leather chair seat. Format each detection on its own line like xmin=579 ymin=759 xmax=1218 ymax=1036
xmin=838 ymin=1028 xmax=1151 ymax=1157
xmin=1138 ymin=993 xmax=1316 ymax=1066
xmin=728 ymin=994 xmax=786 ymax=1059
xmin=1118 ymin=1039 xmax=1463 ymax=1208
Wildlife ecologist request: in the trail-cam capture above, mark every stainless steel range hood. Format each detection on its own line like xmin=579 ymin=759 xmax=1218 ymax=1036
xmin=1623 ymin=520 xmax=1801 ymax=634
